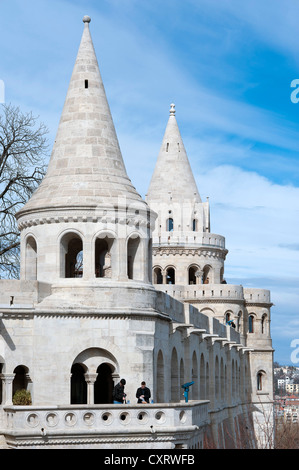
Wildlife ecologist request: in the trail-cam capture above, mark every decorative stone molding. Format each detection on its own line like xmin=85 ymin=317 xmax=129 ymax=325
xmin=153 ymin=246 xmax=228 ymax=259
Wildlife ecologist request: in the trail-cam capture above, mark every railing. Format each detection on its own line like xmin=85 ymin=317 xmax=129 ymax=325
xmin=153 ymin=232 xmax=226 ymax=249
xmin=155 ymin=283 xmax=245 ymax=301
xmin=1 ymin=401 xmax=209 ymax=440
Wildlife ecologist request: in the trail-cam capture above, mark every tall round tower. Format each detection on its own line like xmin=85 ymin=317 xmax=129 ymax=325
xmin=146 ymin=104 xmax=228 ymax=288
xmin=16 ymin=17 xmax=156 ymax=296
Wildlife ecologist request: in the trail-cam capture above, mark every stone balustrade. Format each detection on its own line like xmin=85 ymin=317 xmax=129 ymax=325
xmin=1 ymin=401 xmax=210 ymax=448
xmin=157 ymin=283 xmax=245 ymax=302
xmin=153 ymin=232 xmax=226 ymax=249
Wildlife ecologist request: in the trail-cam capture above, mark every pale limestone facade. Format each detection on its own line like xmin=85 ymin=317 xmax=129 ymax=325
xmin=0 ymin=16 xmax=274 ymax=449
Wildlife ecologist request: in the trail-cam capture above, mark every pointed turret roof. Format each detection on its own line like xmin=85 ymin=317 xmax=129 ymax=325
xmin=17 ymin=16 xmax=144 ymax=219
xmin=146 ymin=104 xmax=201 ymax=204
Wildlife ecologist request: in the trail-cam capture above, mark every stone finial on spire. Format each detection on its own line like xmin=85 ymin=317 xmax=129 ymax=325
xmin=170 ymin=103 xmax=176 ymax=116
xmin=83 ymin=15 xmax=91 ymax=24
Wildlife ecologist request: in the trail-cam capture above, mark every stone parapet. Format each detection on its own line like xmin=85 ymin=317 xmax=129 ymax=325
xmin=1 ymin=401 xmax=209 ymax=449
xmin=155 ymin=283 xmax=245 ymax=302
xmin=152 ymin=232 xmax=226 ymax=249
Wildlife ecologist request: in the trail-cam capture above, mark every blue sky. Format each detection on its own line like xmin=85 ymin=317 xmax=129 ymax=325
xmin=1 ymin=0 xmax=299 ymax=365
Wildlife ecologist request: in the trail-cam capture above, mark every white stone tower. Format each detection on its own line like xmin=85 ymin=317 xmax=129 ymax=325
xmin=13 ymin=16 xmax=158 ymax=406
xmin=17 ymin=16 xmax=156 ymax=288
xmin=146 ymin=104 xmax=274 ymax=448
xmin=146 ymin=103 xmax=227 ymax=289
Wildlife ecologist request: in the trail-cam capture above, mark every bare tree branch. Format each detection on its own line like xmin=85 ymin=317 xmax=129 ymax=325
xmin=0 ymin=103 xmax=49 ymax=278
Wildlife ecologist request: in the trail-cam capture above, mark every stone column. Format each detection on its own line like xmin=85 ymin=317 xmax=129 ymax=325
xmin=140 ymin=236 xmax=149 ymax=283
xmin=84 ymin=373 xmax=98 ymax=405
xmin=0 ymin=374 xmax=15 ymax=406
xmin=117 ymin=238 xmax=128 ymax=281
xmin=82 ymin=236 xmax=94 ymax=280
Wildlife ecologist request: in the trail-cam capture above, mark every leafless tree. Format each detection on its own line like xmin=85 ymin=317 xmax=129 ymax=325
xmin=0 ymin=103 xmax=49 ymax=278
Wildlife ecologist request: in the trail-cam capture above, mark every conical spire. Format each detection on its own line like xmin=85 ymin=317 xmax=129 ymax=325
xmin=146 ymin=104 xmax=201 ymax=204
xmin=17 ymin=16 xmax=143 ymax=219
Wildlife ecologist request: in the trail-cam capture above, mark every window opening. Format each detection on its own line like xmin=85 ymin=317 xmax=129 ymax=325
xmin=166 ymin=218 xmax=173 ymax=231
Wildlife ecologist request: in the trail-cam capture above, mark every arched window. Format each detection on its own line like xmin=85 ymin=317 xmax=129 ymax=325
xmin=188 ymin=266 xmax=199 ymax=285
xmin=153 ymin=267 xmax=163 ymax=284
xmin=94 ymin=364 xmax=114 ymax=404
xmin=166 ymin=218 xmax=173 ymax=232
xmin=237 ymin=311 xmax=242 ymax=332
xmin=166 ymin=267 xmax=175 ymax=284
xmin=95 ymin=236 xmax=114 ymax=278
xmin=127 ymin=235 xmax=142 ymax=280
xmin=249 ymin=314 xmax=254 ymax=333
xmin=261 ymin=314 xmax=267 ymax=334
xmin=171 ymin=349 xmax=179 ymax=402
xmin=60 ymin=232 xmax=83 ymax=278
xmin=202 ymin=265 xmax=211 ymax=284
xmin=257 ymin=371 xmax=265 ymax=391
xmin=192 ymin=219 xmax=197 ymax=231
xmin=220 ymin=358 xmax=224 ymax=402
xmin=13 ymin=365 xmax=30 ymax=399
xmin=215 ymin=356 xmax=220 ymax=401
xmin=25 ymin=236 xmax=37 ymax=280
xmin=200 ymin=354 xmax=205 ymax=399
xmin=156 ymin=350 xmax=164 ymax=403
xmin=71 ymin=363 xmax=87 ymax=404
xmin=192 ymin=352 xmax=199 ymax=400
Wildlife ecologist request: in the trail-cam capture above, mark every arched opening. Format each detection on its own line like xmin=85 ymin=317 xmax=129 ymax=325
xmin=171 ymin=349 xmax=179 ymax=402
xmin=257 ymin=371 xmax=265 ymax=391
xmin=127 ymin=235 xmax=142 ymax=280
xmin=94 ymin=363 xmax=114 ymax=404
xmin=249 ymin=314 xmax=254 ymax=333
xmin=232 ymin=360 xmax=236 ymax=399
xmin=203 ymin=265 xmax=211 ymax=284
xmin=13 ymin=365 xmax=29 ymax=397
xmin=225 ymin=365 xmax=228 ymax=401
xmin=166 ymin=267 xmax=175 ymax=284
xmin=166 ymin=218 xmax=173 ymax=232
xmin=206 ymin=362 xmax=210 ymax=402
xmin=95 ymin=237 xmax=113 ymax=278
xmin=156 ymin=350 xmax=164 ymax=403
xmin=153 ymin=267 xmax=163 ymax=284
xmin=25 ymin=236 xmax=37 ymax=280
xmin=188 ymin=266 xmax=199 ymax=285
xmin=215 ymin=356 xmax=220 ymax=401
xmin=237 ymin=311 xmax=242 ymax=332
xmin=180 ymin=358 xmax=184 ymax=389
xmin=61 ymin=233 xmax=83 ymax=278
xmin=261 ymin=314 xmax=267 ymax=334
xmin=220 ymin=358 xmax=224 ymax=402
xmin=192 ymin=352 xmax=198 ymax=399
xmin=148 ymin=239 xmax=153 ymax=283
xmin=192 ymin=219 xmax=197 ymax=231
xmin=200 ymin=354 xmax=205 ymax=399
xmin=71 ymin=363 xmax=87 ymax=404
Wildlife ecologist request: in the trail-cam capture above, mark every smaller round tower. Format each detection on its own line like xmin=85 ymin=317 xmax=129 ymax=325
xmin=146 ymin=104 xmax=228 ymax=288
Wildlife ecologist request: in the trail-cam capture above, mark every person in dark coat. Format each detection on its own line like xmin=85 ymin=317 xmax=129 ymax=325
xmin=113 ymin=378 xmax=126 ymax=404
xmin=136 ymin=381 xmax=151 ymax=404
